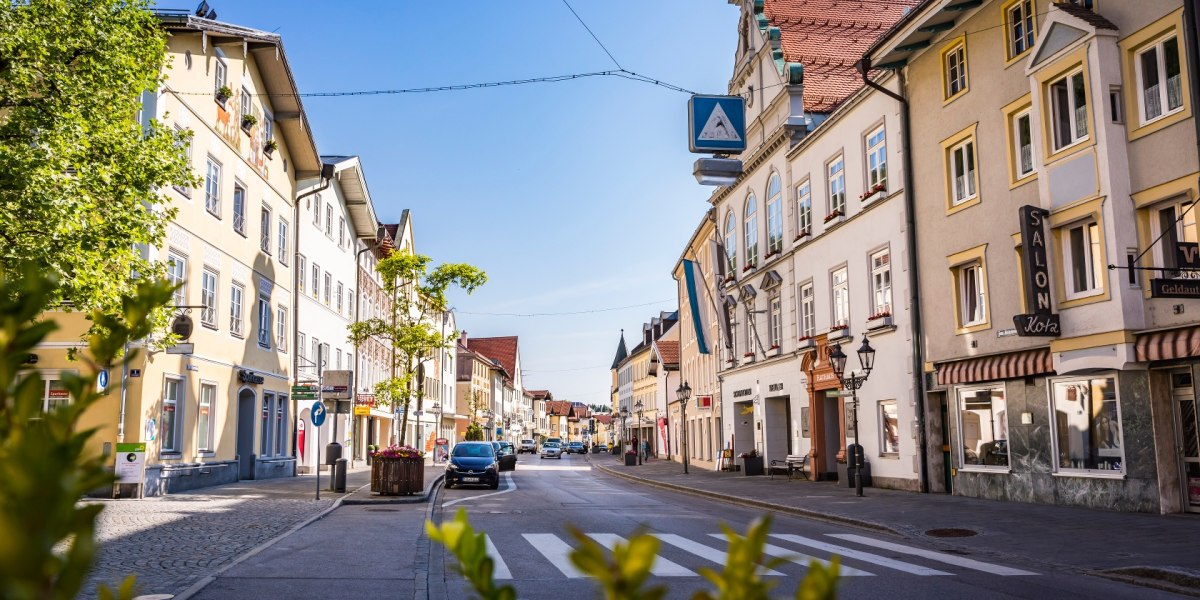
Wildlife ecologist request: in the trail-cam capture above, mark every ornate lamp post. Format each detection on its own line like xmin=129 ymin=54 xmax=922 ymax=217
xmin=634 ymin=400 xmax=645 ymax=465
xmin=619 ymin=408 xmax=629 ymax=451
xmin=828 ymin=335 xmax=876 ymax=497
xmin=677 ymin=381 xmax=692 ymax=474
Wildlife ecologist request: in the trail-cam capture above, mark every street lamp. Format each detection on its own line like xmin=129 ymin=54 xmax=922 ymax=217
xmin=633 ymin=400 xmax=645 ymax=465
xmin=619 ymin=408 xmax=629 ymax=451
xmin=828 ymin=335 xmax=876 ymax=497
xmin=431 ymin=402 xmax=441 ymax=442
xmin=677 ymin=381 xmax=692 ymax=474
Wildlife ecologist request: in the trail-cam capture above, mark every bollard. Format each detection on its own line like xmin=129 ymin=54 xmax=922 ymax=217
xmin=334 ymin=457 xmax=348 ymax=493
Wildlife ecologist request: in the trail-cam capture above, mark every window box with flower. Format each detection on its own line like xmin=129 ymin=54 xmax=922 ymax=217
xmin=264 ymin=138 xmax=278 ymax=159
xmin=823 ymin=210 xmax=844 ymax=225
xmin=215 ymin=85 xmax=233 ymax=107
xmin=769 ymin=343 xmax=781 ymax=356
xmin=828 ymin=324 xmax=850 ymax=342
xmin=742 ymin=351 xmax=756 ymax=363
xmin=240 ymin=113 xmax=258 ymax=133
xmin=867 ymin=311 xmax=893 ymax=330
xmin=859 ymin=183 xmax=887 ymax=203
xmin=370 ymin=444 xmax=425 ymax=495
xmin=793 ymin=229 xmax=811 ymax=243
xmin=742 ymin=262 xmax=757 ymax=273
xmin=797 ymin=335 xmax=815 ymax=350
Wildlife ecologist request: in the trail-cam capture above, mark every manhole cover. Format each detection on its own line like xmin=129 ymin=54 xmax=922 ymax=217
xmin=925 ymin=528 xmax=977 ymax=538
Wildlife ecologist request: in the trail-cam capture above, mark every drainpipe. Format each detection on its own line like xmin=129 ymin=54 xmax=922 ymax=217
xmin=290 ymin=163 xmax=336 ymax=474
xmin=1185 ymin=1 xmax=1200 ymax=159
xmin=856 ymin=59 xmax=931 ymax=494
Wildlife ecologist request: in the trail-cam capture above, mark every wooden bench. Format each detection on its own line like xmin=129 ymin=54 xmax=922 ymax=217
xmin=768 ymin=454 xmax=810 ymax=480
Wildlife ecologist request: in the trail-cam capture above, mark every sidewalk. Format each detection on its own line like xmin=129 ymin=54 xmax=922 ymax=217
xmin=592 ymin=455 xmax=1200 ymax=594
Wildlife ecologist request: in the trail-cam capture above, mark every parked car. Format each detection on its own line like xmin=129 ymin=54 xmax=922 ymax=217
xmin=444 ymin=442 xmax=500 ymax=489
xmin=491 ymin=441 xmax=518 ymax=471
xmin=593 ymin=444 xmax=609 ymax=454
xmin=545 ymin=437 xmax=563 ymax=447
xmin=539 ymin=441 xmax=563 ymax=459
xmin=518 ymin=439 xmax=537 ymax=454
xmin=567 ymin=441 xmax=586 ymax=454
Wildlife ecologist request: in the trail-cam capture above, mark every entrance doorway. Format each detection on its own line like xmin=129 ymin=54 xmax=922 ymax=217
xmin=733 ymin=400 xmax=754 ymax=457
xmin=822 ymin=393 xmax=840 ymax=480
xmin=237 ymin=388 xmax=256 ymax=480
xmin=763 ymin=396 xmax=790 ymax=463
xmin=1172 ymin=369 xmax=1200 ymax=513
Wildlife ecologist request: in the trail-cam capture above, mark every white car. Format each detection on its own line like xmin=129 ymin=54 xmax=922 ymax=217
xmin=518 ymin=439 xmax=537 ymax=454
xmin=539 ymin=442 xmax=563 ymax=459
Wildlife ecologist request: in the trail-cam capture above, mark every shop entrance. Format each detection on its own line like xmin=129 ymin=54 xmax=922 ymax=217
xmin=1172 ymin=369 xmax=1200 ymax=513
xmin=236 ymin=388 xmax=256 ymax=480
xmin=822 ymin=392 xmax=841 ymax=480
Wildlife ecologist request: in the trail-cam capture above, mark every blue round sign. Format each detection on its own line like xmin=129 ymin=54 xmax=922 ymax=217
xmin=97 ymin=369 xmax=109 ymax=390
xmin=311 ymin=401 xmax=327 ymax=427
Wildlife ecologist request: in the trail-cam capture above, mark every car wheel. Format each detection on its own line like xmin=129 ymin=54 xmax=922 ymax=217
xmin=445 ymin=480 xmax=453 ymax=489
xmin=489 ymin=478 xmax=500 ymax=490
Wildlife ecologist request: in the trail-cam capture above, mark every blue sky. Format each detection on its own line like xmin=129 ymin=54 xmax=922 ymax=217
xmin=162 ymin=1 xmax=737 ymax=405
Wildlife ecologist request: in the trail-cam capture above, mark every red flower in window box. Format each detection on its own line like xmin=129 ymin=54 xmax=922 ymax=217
xmin=867 ymin=310 xmax=892 ymax=320
xmin=742 ymin=263 xmax=757 ymax=272
xmin=769 ymin=344 xmax=780 ymax=350
xmin=743 ymin=352 xmax=755 ymax=358
xmin=794 ymin=230 xmax=811 ymax=241
xmin=823 ymin=210 xmax=843 ymax=223
xmin=798 ymin=335 xmax=813 ymax=342
xmin=859 ymin=183 xmax=887 ymax=200
xmin=829 ymin=324 xmax=849 ymax=332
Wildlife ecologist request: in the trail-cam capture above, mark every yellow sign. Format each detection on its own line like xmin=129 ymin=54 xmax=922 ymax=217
xmin=353 ymin=405 xmax=371 ymax=416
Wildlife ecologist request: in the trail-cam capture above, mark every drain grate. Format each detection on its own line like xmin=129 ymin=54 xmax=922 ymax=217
xmin=924 ymin=528 xmax=977 ymax=538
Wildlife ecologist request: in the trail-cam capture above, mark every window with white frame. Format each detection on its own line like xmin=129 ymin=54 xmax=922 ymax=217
xmin=312 ymin=337 xmax=320 ymax=366
xmin=1064 ymin=220 xmax=1104 ymax=298
xmin=336 ymin=282 xmax=344 ymax=312
xmin=949 ymin=138 xmax=977 ymax=205
xmin=325 ymin=204 xmax=333 ymax=237
xmin=828 ymin=156 xmax=846 ymax=216
xmin=336 ymin=348 xmax=343 ymax=370
xmin=311 ymin=264 xmax=320 ymax=299
xmin=198 ymin=382 xmax=216 ymax=453
xmin=796 ymin=180 xmax=812 ymax=237
xmin=276 ymin=305 xmax=287 ymax=352
xmin=204 ymin=157 xmax=221 ymax=216
xmin=1013 ymin=108 xmax=1035 ymax=179
xmin=1156 ymin=198 xmax=1199 ymax=278
xmin=1050 ymin=375 xmax=1123 ymax=473
xmin=297 ymin=255 xmax=306 ymax=293
xmin=278 ymin=219 xmax=289 ymax=264
xmin=945 ymin=42 xmax=968 ymax=98
xmin=260 ymin=392 xmax=273 ymax=456
xmin=799 ymin=282 xmax=815 ymax=339
xmin=957 ymin=262 xmax=987 ymax=326
xmin=766 ymin=292 xmax=782 ymax=349
xmin=831 ymin=267 xmax=849 ymax=328
xmin=261 ymin=110 xmax=273 ymax=146
xmin=339 ymin=217 xmax=346 ymax=248
xmin=260 ymin=206 xmax=271 ymax=254
xmin=298 ymin=332 xmax=307 ymax=362
xmin=167 ymin=251 xmax=187 ymax=307
xmin=232 ymin=185 xmax=246 ymax=235
xmin=240 ymin=87 xmax=251 ymax=118
xmin=724 ymin=211 xmax=737 ymax=274
xmin=173 ymin=125 xmax=192 ymax=198
xmin=866 ymin=127 xmax=887 ymax=194
xmin=313 ymin=193 xmax=321 ymax=226
xmin=323 ymin=272 xmax=332 ymax=305
xmin=1049 ymin=69 xmax=1089 ymax=150
xmin=744 ymin=194 xmax=759 ymax=267
xmin=200 ymin=268 xmax=218 ymax=328
xmin=214 ymin=59 xmax=227 ymax=95
xmin=230 ymin=282 xmax=244 ymax=336
xmin=879 ymin=400 xmax=900 ymax=455
xmin=1135 ymin=35 xmax=1183 ymax=124
xmin=766 ymin=175 xmax=783 ymax=255
xmin=870 ymin=248 xmax=892 ymax=318
xmin=743 ymin=299 xmax=755 ymax=355
xmin=257 ymin=294 xmax=272 ymax=348
xmin=39 ymin=375 xmax=72 ymax=412
xmin=161 ymin=376 xmax=183 ymax=454
xmin=956 ymin=386 xmax=1008 ymax=468
xmin=1006 ymin=0 xmax=1036 ymax=59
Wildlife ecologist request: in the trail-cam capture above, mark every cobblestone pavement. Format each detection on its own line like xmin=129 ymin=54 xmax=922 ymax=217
xmin=81 ymin=471 xmax=368 ymax=598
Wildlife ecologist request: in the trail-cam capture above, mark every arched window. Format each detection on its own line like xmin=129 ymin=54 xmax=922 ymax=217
xmin=744 ymin=194 xmax=759 ymax=267
xmin=766 ymin=173 xmax=783 ymax=255
xmin=724 ymin=211 xmax=737 ymax=274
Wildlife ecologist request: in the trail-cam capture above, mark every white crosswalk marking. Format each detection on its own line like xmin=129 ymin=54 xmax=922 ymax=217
xmin=522 ymin=534 xmax=586 ymax=578
xmin=587 ymin=534 xmax=695 ymax=577
xmin=770 ymin=534 xmax=952 ymax=576
xmin=484 ymin=535 xmax=513 ymax=580
xmin=826 ymin=534 xmax=1038 ymax=576
xmin=756 ymin=541 xmax=876 ymax=577
xmin=654 ymin=534 xmax=784 ymax=576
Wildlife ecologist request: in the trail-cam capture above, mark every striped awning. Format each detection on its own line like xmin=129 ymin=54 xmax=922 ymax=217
xmin=1135 ymin=325 xmax=1200 ymax=362
xmin=936 ymin=348 xmax=1053 ymax=386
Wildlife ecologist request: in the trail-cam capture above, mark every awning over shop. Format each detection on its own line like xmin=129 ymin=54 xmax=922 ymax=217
xmin=1135 ymin=325 xmax=1200 ymax=362
xmin=936 ymin=348 xmax=1053 ymax=386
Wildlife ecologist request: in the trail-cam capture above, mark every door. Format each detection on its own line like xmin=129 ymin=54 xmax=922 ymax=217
xmin=1172 ymin=370 xmax=1200 ymax=512
xmin=941 ymin=395 xmax=953 ymax=494
xmin=237 ymin=388 xmax=256 ymax=480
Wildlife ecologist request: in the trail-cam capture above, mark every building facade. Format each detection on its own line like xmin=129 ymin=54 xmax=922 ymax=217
xmin=673 ymin=210 xmax=724 ymax=470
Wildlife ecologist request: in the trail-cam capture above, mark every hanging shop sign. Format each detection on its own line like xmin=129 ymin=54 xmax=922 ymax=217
xmin=1150 ymin=242 xmax=1200 ymax=298
xmin=1014 ymin=205 xmax=1061 ymax=336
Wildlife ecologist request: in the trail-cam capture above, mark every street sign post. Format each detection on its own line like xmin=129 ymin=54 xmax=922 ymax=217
xmin=311 ymin=400 xmax=325 ymax=501
xmin=688 ymin=95 xmax=746 ymax=153
xmin=292 ymin=383 xmax=319 ymax=400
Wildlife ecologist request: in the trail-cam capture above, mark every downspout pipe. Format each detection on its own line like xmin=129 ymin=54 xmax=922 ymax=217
xmin=856 ymin=59 xmax=931 ymax=494
xmin=290 ymin=162 xmax=336 ymax=474
xmin=1184 ymin=0 xmax=1200 ymax=160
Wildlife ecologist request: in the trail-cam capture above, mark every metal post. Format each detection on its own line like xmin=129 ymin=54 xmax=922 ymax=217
xmin=682 ymin=401 xmax=689 ymax=475
xmin=852 ymin=386 xmax=863 ymax=498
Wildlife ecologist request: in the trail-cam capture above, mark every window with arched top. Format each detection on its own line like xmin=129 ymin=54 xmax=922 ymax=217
xmin=724 ymin=211 xmax=737 ymax=274
xmin=744 ymin=194 xmax=759 ymax=268
xmin=766 ymin=173 xmax=783 ymax=256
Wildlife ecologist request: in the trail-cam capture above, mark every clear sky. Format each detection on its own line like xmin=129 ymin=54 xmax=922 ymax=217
xmin=160 ymin=1 xmax=737 ymax=406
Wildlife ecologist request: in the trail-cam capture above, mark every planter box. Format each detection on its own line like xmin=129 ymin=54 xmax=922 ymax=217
xmin=797 ymin=338 xmax=815 ymax=350
xmin=371 ymin=457 xmax=424 ymax=495
xmin=624 ymin=454 xmax=638 ymax=466
xmin=828 ymin=328 xmax=850 ymax=342
xmin=741 ymin=456 xmax=764 ymax=476
xmin=867 ymin=315 xmax=893 ymax=330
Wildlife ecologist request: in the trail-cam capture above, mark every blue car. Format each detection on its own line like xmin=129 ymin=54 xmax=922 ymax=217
xmin=445 ymin=442 xmax=501 ymax=489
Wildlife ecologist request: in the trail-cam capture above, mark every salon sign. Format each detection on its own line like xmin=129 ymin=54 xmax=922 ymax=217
xmin=1014 ymin=205 xmax=1061 ymax=337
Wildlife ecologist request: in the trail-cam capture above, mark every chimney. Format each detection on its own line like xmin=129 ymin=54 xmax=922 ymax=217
xmin=459 ymin=330 xmax=468 ymax=346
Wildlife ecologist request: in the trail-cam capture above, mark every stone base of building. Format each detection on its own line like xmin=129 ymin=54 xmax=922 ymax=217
xmin=142 ymin=460 xmax=239 ymax=497
xmin=254 ymin=457 xmax=295 ymax=481
xmin=952 ymin=471 xmax=1161 ymax=513
xmin=871 ymin=474 xmax=921 ymax=492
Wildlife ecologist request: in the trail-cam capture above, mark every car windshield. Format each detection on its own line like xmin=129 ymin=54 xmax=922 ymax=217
xmin=544 ymin=442 xmax=559 ymax=447
xmin=452 ymin=444 xmax=494 ymax=458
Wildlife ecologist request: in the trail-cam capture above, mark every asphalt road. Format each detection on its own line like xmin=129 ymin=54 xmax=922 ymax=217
xmin=432 ymin=452 xmax=1186 ymax=600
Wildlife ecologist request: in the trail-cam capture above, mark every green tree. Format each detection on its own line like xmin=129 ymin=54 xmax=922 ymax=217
xmin=0 ymin=0 xmax=196 ymax=322
xmin=349 ymin=249 xmax=485 ymax=446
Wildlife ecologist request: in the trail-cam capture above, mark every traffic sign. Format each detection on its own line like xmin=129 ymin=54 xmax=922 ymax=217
xmin=292 ymin=384 xmax=319 ymax=400
xmin=689 ymin=95 xmax=746 ymax=153
xmin=97 ymin=369 xmax=109 ymax=392
xmin=311 ymin=401 xmax=327 ymax=427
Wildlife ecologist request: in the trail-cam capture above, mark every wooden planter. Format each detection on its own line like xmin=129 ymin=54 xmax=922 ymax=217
xmin=371 ymin=457 xmax=424 ymax=495
xmin=624 ymin=453 xmax=638 ymax=466
xmin=741 ymin=456 xmax=764 ymax=476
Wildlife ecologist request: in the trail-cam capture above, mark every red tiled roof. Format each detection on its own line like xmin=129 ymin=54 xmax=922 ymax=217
xmin=765 ymin=0 xmax=921 ymax=112
xmin=526 ymin=389 xmax=551 ymax=400
xmin=546 ymin=400 xmax=573 ymax=416
xmin=595 ymin=414 xmax=613 ymax=425
xmin=656 ymin=340 xmax=679 ymax=366
xmin=466 ymin=336 xmax=519 ymax=385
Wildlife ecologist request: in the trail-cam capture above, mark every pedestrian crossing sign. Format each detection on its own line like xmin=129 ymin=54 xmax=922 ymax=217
xmin=689 ymin=95 xmax=746 ymax=153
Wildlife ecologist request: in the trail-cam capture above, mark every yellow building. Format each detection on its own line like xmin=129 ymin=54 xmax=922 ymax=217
xmin=34 ymin=13 xmax=321 ymax=496
xmin=672 ymin=210 xmax=722 ymax=469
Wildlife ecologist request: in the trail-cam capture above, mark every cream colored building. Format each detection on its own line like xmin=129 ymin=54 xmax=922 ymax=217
xmin=672 ymin=210 xmax=723 ymax=470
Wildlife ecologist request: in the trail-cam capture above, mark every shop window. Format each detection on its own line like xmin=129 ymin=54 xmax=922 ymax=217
xmin=260 ymin=392 xmax=273 ymax=456
xmin=956 ymin=386 xmax=1008 ymax=469
xmin=1048 ymin=69 xmax=1089 ymax=151
xmin=198 ymin=382 xmax=216 ymax=453
xmin=275 ymin=395 xmax=288 ymax=456
xmin=879 ymin=400 xmax=900 ymax=455
xmin=1050 ymin=376 xmax=1123 ymax=473
xmin=161 ymin=376 xmax=183 ymax=454
xmin=41 ymin=376 xmax=72 ymax=412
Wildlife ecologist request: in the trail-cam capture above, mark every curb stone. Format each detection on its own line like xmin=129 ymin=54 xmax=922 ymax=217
xmin=341 ymin=474 xmax=446 ymax=505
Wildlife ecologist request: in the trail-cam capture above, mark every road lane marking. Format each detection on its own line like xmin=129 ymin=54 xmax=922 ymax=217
xmin=753 ymin=539 xmax=876 ymax=577
xmin=826 ymin=534 xmax=1038 ymax=576
xmin=654 ymin=534 xmax=783 ymax=576
xmin=484 ymin=535 xmax=513 ymax=579
xmin=769 ymin=534 xmax=952 ymax=576
xmin=442 ymin=472 xmax=516 ymax=508
xmin=587 ymin=534 xmax=694 ymax=577
xmin=522 ymin=534 xmax=586 ymax=578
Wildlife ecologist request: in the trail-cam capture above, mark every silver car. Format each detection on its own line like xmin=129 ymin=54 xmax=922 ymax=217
xmin=518 ymin=439 xmax=537 ymax=454
xmin=539 ymin=442 xmax=563 ymax=459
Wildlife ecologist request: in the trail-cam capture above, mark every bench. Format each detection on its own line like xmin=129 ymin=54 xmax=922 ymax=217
xmin=768 ymin=454 xmax=810 ymax=480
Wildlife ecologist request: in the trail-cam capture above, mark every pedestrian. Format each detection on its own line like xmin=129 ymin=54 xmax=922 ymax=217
xmin=642 ymin=439 xmax=650 ymax=461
